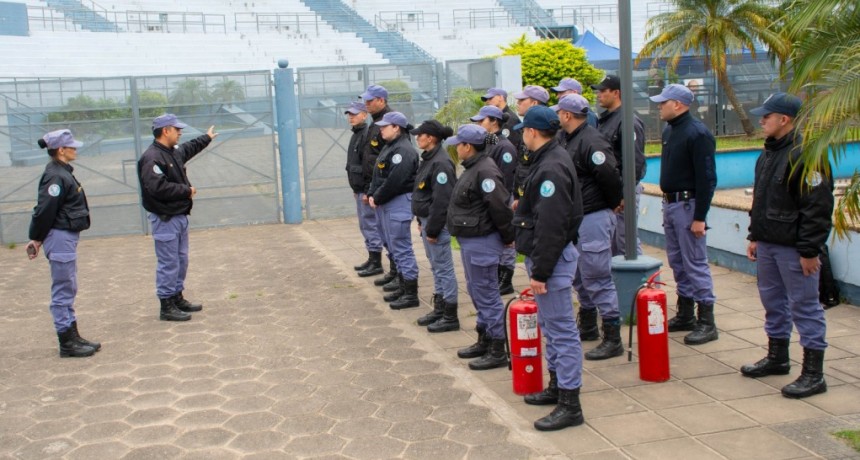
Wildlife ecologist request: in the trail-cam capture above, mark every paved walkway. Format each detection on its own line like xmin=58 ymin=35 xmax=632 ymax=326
xmin=1 ymin=219 xmax=859 ymax=459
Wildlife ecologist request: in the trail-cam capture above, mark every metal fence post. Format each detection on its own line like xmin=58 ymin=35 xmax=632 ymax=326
xmin=274 ymin=60 xmax=303 ymax=224
xmin=129 ymin=77 xmax=148 ymax=234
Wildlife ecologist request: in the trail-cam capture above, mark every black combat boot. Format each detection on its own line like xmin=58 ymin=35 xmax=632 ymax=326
xmin=383 ymin=274 xmax=405 ymax=302
xmin=174 ymin=292 xmax=203 ymax=312
xmin=585 ymin=319 xmax=624 ymax=360
xmin=160 ymin=296 xmax=191 ymax=322
xmin=374 ymin=259 xmax=397 ymax=286
xmin=668 ymin=295 xmax=696 ymax=332
xmin=457 ymin=326 xmax=489 ymax=359
xmin=741 ymin=337 xmax=791 ymax=377
xmin=390 ymin=278 xmax=420 ymax=310
xmin=684 ymin=302 xmax=718 ymax=345
xmin=498 ymin=265 xmax=515 ymax=295
xmin=524 ymin=370 xmax=558 ymax=405
xmin=468 ymin=338 xmax=508 ymax=370
xmin=357 ymin=251 xmax=384 ymax=277
xmin=534 ymin=388 xmax=584 ymax=431
xmin=71 ymin=321 xmax=100 ymax=352
xmin=427 ymin=300 xmax=459 ymax=333
xmin=417 ymin=293 xmax=444 ymax=326
xmin=382 ymin=269 xmax=402 ymax=292
xmin=58 ymin=328 xmax=96 ymax=358
xmin=353 ymin=251 xmax=374 ymax=271
xmin=782 ymin=348 xmax=827 ymax=398
xmin=577 ymin=308 xmax=600 ymax=341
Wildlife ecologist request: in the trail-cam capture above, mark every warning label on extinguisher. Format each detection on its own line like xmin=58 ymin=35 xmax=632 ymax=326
xmin=521 ymin=347 xmax=538 ymax=357
xmin=648 ymin=301 xmax=665 ymax=335
xmin=517 ymin=313 xmax=539 ymax=340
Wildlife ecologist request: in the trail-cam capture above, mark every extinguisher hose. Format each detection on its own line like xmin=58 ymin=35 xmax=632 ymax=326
xmin=503 ymin=296 xmax=518 ymax=371
xmin=628 ymin=283 xmax=648 ymax=362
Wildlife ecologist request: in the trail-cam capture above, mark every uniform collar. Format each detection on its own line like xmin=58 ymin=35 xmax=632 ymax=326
xmin=350 ymin=121 xmax=367 ymax=133
xmin=51 ymin=158 xmax=73 ymax=172
xmin=565 ymin=123 xmax=587 ymax=143
xmin=667 ymin=110 xmax=692 ymax=127
xmin=527 ymin=139 xmax=560 ymax=165
xmin=421 ymin=143 xmax=443 ymax=161
xmin=764 ymin=129 xmax=799 ymax=152
xmin=461 ymin=152 xmax=486 ymax=169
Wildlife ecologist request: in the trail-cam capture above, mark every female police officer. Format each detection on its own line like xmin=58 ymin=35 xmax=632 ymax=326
xmin=26 ymin=129 xmax=100 ymax=358
xmin=470 ymin=105 xmax=518 ymax=296
xmin=513 ymin=106 xmax=585 ymax=431
xmin=410 ymin=120 xmax=459 ymax=332
xmin=445 ymin=124 xmax=515 ymax=370
xmin=368 ymin=111 xmax=421 ymax=310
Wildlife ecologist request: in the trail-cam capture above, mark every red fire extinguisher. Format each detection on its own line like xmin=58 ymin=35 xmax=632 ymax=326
xmin=627 ymin=271 xmax=670 ymax=382
xmin=504 ymin=289 xmax=543 ymax=395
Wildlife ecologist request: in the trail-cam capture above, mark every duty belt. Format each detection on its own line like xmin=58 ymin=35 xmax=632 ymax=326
xmin=663 ymin=191 xmax=695 ymax=203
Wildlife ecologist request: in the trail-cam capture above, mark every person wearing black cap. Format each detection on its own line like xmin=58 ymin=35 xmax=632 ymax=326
xmin=138 ymin=114 xmax=218 ymax=322
xmin=592 ymin=74 xmax=646 ymax=257
xmin=512 ymin=105 xmax=585 ymax=431
xmin=481 ymin=87 xmax=522 ymax=151
xmin=445 ymin=124 xmax=514 ymax=371
xmin=649 ymin=84 xmax=718 ymax=345
xmin=410 ymin=120 xmax=459 ymax=332
xmin=471 ymin=105 xmax=518 ymax=295
xmin=553 ymin=94 xmax=624 ymax=360
xmin=344 ymin=101 xmax=385 ymax=277
xmin=359 ymin=84 xmax=398 ymax=285
xmin=741 ymin=92 xmax=833 ymax=399
xmin=368 ymin=111 xmax=421 ymax=310
xmin=27 ymin=129 xmax=99 ymax=357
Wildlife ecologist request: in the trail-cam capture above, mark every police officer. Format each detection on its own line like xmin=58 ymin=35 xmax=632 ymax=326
xmin=445 ymin=124 xmax=515 ymax=370
xmin=592 ymin=74 xmax=647 ymax=256
xmin=360 ymin=84 xmax=397 ymax=285
xmin=741 ymin=93 xmax=833 ymax=399
xmin=512 ymin=85 xmax=550 ymax=211
xmin=470 ymin=105 xmax=518 ymax=295
xmin=368 ymin=111 xmax=421 ymax=310
xmin=650 ymin=84 xmax=718 ymax=345
xmin=551 ymin=77 xmax=598 ymax=128
xmin=138 ymin=114 xmax=218 ymax=321
xmin=481 ymin=87 xmax=522 ymax=151
xmin=513 ymin=105 xmax=585 ymax=431
xmin=345 ymin=101 xmax=384 ymax=277
xmin=553 ymin=94 xmax=624 ymax=360
xmin=27 ymin=130 xmax=99 ymax=357
xmin=410 ymin=120 xmax=459 ymax=332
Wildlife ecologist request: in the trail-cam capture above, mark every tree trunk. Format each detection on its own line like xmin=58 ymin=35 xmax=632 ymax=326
xmin=716 ymin=71 xmax=756 ymax=136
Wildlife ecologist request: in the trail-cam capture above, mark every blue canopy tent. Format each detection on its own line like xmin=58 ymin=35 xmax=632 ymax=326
xmin=574 ymin=31 xmax=636 ymax=70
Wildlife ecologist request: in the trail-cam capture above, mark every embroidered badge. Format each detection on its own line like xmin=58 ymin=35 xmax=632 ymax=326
xmin=503 ymin=152 xmax=513 ymax=164
xmin=806 ymin=171 xmax=823 ymax=187
xmin=481 ymin=178 xmax=496 ymax=193
xmin=392 ymin=154 xmax=402 ymax=164
xmin=153 ymin=165 xmax=163 ymax=175
xmin=436 ymin=172 xmax=448 ymax=184
xmin=592 ymin=151 xmax=606 ymax=165
xmin=540 ymin=180 xmax=556 ymax=197
xmin=502 ymin=129 xmax=510 ymax=137
xmin=48 ymin=184 xmax=61 ymax=197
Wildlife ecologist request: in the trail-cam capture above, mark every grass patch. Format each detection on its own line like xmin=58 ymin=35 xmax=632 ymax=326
xmin=834 ymin=430 xmax=860 ymax=452
xmin=645 ymin=135 xmax=764 ymax=155
xmin=228 ymin=293 xmax=238 ymax=299
xmin=6 ymin=243 xmax=16 ymax=249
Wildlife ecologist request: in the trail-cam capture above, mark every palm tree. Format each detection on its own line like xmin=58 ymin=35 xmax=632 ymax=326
xmin=211 ymin=79 xmax=246 ymax=106
xmin=781 ymin=0 xmax=860 ymax=236
xmin=637 ymin=0 xmax=788 ymax=136
xmin=168 ymin=79 xmax=212 ymax=114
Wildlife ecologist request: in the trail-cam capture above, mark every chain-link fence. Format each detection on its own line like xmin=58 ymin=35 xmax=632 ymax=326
xmin=0 ymin=70 xmax=279 ymax=245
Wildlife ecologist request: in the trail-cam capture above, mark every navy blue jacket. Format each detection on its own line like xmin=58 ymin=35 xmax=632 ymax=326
xmin=138 ymin=134 xmax=212 ymax=217
xmin=486 ymin=132 xmax=517 ymax=195
xmin=368 ymin=132 xmax=418 ymax=206
xmin=29 ymin=160 xmax=91 ymax=241
xmin=346 ymin=121 xmax=369 ymax=193
xmin=412 ymin=143 xmax=456 ymax=239
xmin=597 ymin=107 xmax=647 ymax=182
xmin=447 ymin=153 xmax=514 ymax=243
xmin=563 ymin=123 xmax=623 ymax=214
xmin=749 ymin=131 xmax=834 ymax=258
xmin=658 ymin=111 xmax=717 ymax=221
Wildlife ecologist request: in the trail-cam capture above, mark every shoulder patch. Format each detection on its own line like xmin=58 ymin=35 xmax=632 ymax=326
xmin=502 ymin=129 xmax=510 ymax=138
xmin=540 ymin=180 xmax=556 ymax=198
xmin=436 ymin=172 xmax=448 ymax=184
xmin=592 ymin=151 xmax=606 ymax=165
xmin=153 ymin=164 xmax=163 ymax=175
xmin=48 ymin=183 xmax=61 ymax=197
xmin=502 ymin=152 xmax=513 ymax=164
xmin=806 ymin=171 xmax=823 ymax=187
xmin=481 ymin=178 xmax=496 ymax=193
xmin=391 ymin=154 xmax=402 ymax=165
